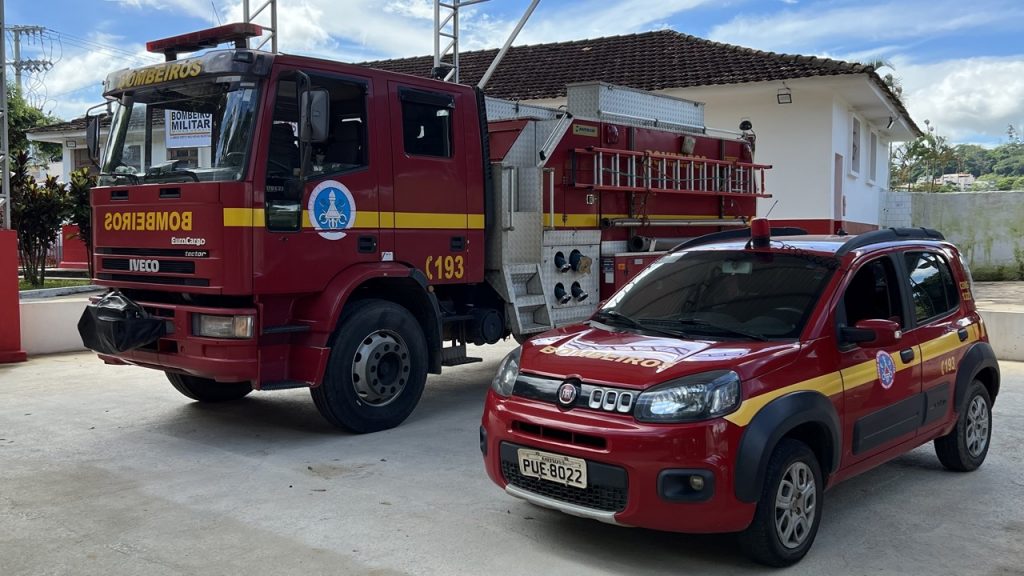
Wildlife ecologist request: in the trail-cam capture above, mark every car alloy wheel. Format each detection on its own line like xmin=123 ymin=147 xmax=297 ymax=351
xmin=774 ymin=461 xmax=817 ymax=549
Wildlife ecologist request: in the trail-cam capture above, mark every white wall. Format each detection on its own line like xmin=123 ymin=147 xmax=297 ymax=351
xmin=831 ymin=96 xmax=892 ymax=227
xmin=663 ymin=84 xmax=834 ymax=222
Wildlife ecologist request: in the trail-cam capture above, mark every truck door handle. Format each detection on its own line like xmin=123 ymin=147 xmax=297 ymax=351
xmin=957 ymin=328 xmax=969 ymax=342
xmin=900 ymin=348 xmax=915 ymax=363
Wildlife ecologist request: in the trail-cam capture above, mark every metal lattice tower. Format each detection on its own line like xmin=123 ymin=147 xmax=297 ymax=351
xmin=0 ymin=1 xmax=11 ymax=229
xmin=433 ymin=0 xmax=488 ymax=83
xmin=242 ymin=0 xmax=278 ymax=53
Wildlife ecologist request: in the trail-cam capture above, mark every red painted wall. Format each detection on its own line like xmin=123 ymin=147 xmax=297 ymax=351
xmin=0 ymin=230 xmax=27 ymax=363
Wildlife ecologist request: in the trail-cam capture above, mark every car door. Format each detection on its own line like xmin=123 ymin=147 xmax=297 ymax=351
xmin=900 ymin=250 xmax=968 ymax=439
xmin=836 ymin=254 xmax=923 ymax=466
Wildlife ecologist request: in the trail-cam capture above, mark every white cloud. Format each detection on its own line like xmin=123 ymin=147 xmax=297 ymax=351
xmin=897 ymin=55 xmax=1024 ymax=143
xmin=708 ymin=0 xmax=1022 ymax=53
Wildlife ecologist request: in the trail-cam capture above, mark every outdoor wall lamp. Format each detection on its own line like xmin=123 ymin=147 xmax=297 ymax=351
xmin=776 ymin=86 xmax=792 ymax=104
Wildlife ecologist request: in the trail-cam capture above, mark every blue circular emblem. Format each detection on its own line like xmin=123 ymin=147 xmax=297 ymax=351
xmin=308 ymin=180 xmax=356 ymax=240
xmin=876 ymin=350 xmax=896 ymax=389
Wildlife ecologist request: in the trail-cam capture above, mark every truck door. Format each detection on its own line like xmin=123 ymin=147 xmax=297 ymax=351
xmin=258 ymin=70 xmax=380 ymax=295
xmin=386 ymin=82 xmax=469 ymax=284
xmin=836 ymin=255 xmax=923 ymax=466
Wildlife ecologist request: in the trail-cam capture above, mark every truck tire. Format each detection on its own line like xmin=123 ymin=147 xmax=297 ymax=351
xmin=738 ymin=439 xmax=823 ymax=567
xmin=935 ymin=380 xmax=992 ymax=472
xmin=311 ymin=299 xmax=428 ymax=433
xmin=166 ymin=372 xmax=252 ymax=402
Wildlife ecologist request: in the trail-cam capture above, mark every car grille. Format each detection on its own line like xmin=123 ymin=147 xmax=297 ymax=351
xmin=499 ymin=442 xmax=628 ymax=513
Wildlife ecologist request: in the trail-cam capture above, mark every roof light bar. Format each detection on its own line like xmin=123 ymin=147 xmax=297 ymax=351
xmin=147 ymin=23 xmax=264 ymax=61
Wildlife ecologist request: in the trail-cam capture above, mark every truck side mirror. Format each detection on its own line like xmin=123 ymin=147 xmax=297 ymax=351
xmin=300 ymin=89 xmax=330 ymax=144
xmin=86 ymin=115 xmax=102 ymax=164
xmin=841 ymin=319 xmax=902 ymax=347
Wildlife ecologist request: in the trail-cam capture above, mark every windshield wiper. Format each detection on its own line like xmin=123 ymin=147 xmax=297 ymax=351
xmin=592 ymin=310 xmax=688 ymax=338
xmin=144 ymin=169 xmax=199 ymax=183
xmin=656 ymin=317 xmax=769 ymax=342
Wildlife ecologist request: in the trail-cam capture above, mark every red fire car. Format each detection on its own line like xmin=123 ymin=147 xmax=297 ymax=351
xmin=480 ymin=223 xmax=999 ymax=566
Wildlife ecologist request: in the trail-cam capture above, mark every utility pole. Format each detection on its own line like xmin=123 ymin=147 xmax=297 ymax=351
xmin=7 ymin=25 xmax=50 ymax=95
xmin=0 ymin=5 xmax=11 ymax=228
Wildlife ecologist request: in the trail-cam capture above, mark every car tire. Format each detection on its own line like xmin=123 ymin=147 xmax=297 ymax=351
xmin=738 ymin=439 xmax=823 ymax=567
xmin=311 ymin=299 xmax=428 ymax=434
xmin=166 ymin=372 xmax=252 ymax=402
xmin=934 ymin=380 xmax=992 ymax=472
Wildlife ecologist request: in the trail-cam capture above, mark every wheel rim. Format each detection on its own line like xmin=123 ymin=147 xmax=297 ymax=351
xmin=965 ymin=395 xmax=990 ymax=458
xmin=351 ymin=329 xmax=411 ymax=407
xmin=774 ymin=461 xmax=816 ymax=550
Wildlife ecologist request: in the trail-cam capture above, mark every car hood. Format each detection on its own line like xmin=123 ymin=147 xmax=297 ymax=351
xmin=520 ymin=323 xmax=802 ymax=390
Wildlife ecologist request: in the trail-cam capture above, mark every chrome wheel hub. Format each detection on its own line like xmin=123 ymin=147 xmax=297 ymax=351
xmin=351 ymin=330 xmax=410 ymax=407
xmin=774 ymin=461 xmax=816 ymax=550
xmin=965 ymin=395 xmax=990 ymax=458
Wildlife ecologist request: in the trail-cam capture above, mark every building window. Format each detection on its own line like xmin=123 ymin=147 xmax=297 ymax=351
xmin=850 ymin=116 xmax=861 ymax=176
xmin=869 ymin=131 xmax=878 ymax=184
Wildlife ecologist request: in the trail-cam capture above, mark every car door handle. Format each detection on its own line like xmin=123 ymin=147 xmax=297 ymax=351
xmin=900 ymin=348 xmax=915 ymax=363
xmin=957 ymin=327 xmax=969 ymax=342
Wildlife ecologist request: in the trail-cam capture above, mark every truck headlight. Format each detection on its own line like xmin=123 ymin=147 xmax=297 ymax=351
xmin=193 ymin=314 xmax=254 ymax=339
xmin=491 ymin=346 xmax=521 ymax=397
xmin=634 ymin=370 xmax=741 ymax=423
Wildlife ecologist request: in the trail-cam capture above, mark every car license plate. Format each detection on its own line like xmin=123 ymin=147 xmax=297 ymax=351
xmin=517 ymin=448 xmax=588 ymax=489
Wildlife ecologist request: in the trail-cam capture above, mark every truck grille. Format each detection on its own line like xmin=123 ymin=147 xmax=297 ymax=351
xmin=499 ymin=442 xmax=628 ymax=513
xmin=102 ymin=258 xmax=196 ymax=274
xmin=96 ymin=273 xmax=210 ymax=287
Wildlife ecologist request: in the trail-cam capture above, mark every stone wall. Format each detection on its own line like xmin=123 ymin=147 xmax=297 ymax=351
xmin=908 ymin=190 xmax=1024 ymax=277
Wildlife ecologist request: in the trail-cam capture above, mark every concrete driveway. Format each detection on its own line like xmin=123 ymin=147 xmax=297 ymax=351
xmin=1 ymin=343 xmax=1022 ymax=575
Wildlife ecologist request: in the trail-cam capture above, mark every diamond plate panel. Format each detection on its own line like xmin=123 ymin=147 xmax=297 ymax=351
xmin=566 ymin=82 xmax=705 ymax=131
xmin=541 ymin=230 xmax=601 ymax=327
xmin=486 ymin=97 xmax=559 ymax=121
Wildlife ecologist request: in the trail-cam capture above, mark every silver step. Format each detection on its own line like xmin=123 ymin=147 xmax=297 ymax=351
xmin=501 ymin=262 xmax=554 ymax=337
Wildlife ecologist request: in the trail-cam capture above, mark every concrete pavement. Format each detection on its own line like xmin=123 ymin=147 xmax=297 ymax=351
xmin=1 ymin=343 xmax=1023 ymax=575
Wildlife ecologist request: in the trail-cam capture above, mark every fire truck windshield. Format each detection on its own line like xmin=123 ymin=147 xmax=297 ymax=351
xmin=100 ymin=78 xmax=259 ymax=186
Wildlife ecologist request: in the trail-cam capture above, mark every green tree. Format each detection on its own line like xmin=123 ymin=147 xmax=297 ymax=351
xmin=6 ymin=82 xmax=62 ymax=160
xmin=65 ymin=169 xmax=97 ymax=278
xmin=11 ymin=151 xmax=69 ymax=287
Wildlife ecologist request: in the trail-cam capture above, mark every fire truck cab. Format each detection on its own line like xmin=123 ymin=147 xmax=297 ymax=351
xmin=79 ymin=24 xmax=770 ymax=433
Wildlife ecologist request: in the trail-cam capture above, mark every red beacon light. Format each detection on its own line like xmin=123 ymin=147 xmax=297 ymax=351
xmin=750 ymin=217 xmax=771 ymax=249
xmin=147 ymin=23 xmax=264 ymax=61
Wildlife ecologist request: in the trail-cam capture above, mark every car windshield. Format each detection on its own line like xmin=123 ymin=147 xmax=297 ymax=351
xmin=597 ymin=249 xmax=836 ymax=340
xmin=100 ymin=78 xmax=260 ymax=185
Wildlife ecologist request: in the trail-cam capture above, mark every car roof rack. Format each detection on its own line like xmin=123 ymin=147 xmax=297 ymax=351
xmin=835 ymin=227 xmax=945 ymax=256
xmin=671 ymin=227 xmax=808 ymax=251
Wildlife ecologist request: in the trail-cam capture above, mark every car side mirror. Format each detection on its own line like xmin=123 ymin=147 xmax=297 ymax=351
xmin=841 ymin=319 xmax=902 ymax=347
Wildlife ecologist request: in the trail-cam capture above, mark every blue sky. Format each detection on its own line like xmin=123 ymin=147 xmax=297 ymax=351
xmin=8 ymin=0 xmax=1022 ymax=146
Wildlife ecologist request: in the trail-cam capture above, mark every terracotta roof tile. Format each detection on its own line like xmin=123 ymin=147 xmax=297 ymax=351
xmin=366 ymin=29 xmax=916 ymax=134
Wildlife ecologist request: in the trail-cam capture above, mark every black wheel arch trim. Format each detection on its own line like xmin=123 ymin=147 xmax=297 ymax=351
xmin=734 ymin=391 xmax=841 ymax=503
xmin=955 ymin=341 xmax=1000 ymax=409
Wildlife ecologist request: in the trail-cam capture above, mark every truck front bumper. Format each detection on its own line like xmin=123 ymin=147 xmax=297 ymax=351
xmin=83 ymin=294 xmax=259 ymax=384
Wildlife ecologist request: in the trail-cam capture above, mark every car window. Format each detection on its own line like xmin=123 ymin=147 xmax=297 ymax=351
xmin=400 ymin=89 xmax=453 ymax=157
xmin=904 ymin=252 xmax=959 ymax=323
xmin=843 ymin=256 xmax=904 ymax=327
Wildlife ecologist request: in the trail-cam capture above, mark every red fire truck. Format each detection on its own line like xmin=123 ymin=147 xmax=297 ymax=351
xmin=78 ymin=24 xmax=770 ymax=433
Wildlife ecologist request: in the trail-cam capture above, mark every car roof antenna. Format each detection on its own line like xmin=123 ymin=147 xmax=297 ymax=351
xmin=764 ymin=200 xmax=779 ymax=219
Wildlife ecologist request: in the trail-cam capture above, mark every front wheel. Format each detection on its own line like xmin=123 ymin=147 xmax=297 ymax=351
xmin=166 ymin=372 xmax=252 ymax=402
xmin=738 ymin=439 xmax=823 ymax=567
xmin=934 ymin=380 xmax=992 ymax=471
xmin=311 ymin=299 xmax=428 ymax=433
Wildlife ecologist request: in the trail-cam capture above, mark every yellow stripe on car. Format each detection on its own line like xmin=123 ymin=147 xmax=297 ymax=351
xmin=725 ymin=326 xmax=981 ymax=427
xmin=223 ymin=208 xmax=485 ymax=229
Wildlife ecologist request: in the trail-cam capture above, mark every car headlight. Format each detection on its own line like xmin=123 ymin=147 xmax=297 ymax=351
xmin=634 ymin=370 xmax=741 ymax=423
xmin=491 ymin=346 xmax=521 ymax=397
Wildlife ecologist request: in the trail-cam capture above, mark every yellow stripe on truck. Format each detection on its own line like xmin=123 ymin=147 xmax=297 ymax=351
xmin=222 ymin=208 xmax=485 ymax=229
xmin=725 ymin=325 xmax=981 ymax=427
